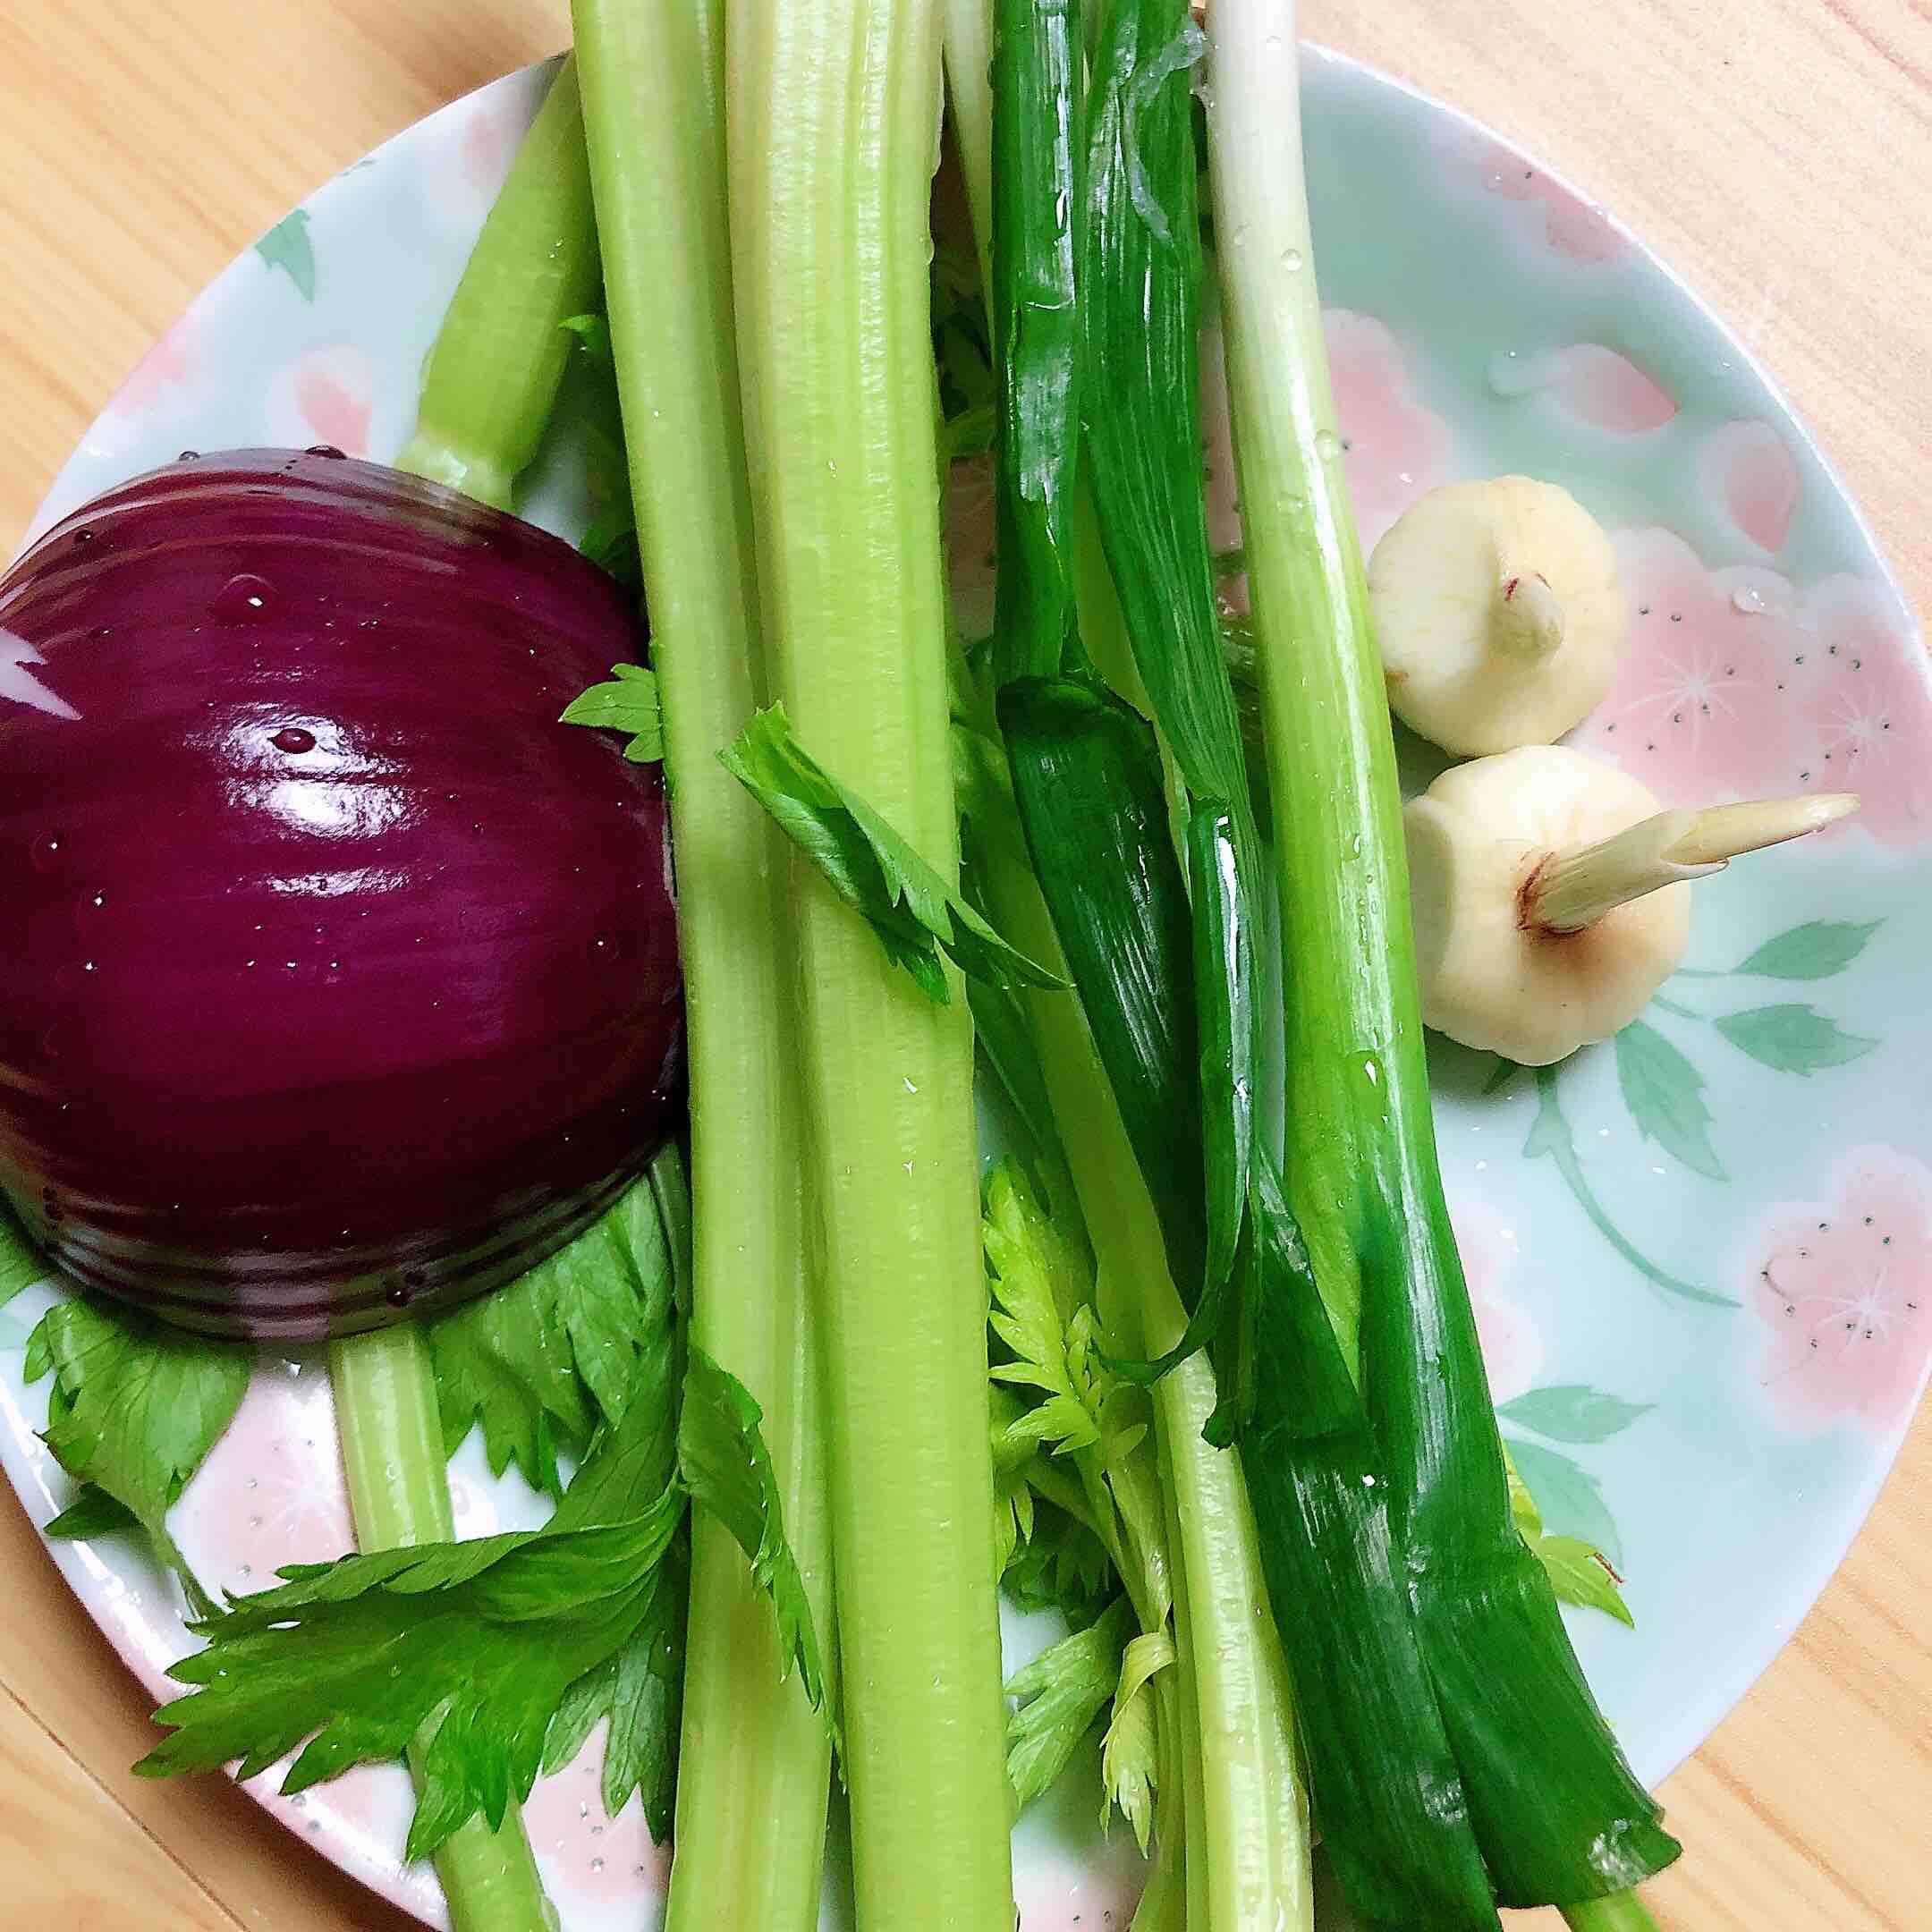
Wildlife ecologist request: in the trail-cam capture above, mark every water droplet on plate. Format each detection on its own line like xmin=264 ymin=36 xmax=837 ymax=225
xmin=1729 ymin=584 xmax=1770 ymax=616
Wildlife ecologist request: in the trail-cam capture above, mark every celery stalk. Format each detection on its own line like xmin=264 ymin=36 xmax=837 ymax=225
xmin=570 ymin=4 xmax=835 ymax=1928
xmin=942 ymin=0 xmax=996 ymax=292
xmin=328 ymin=1326 xmax=547 ymax=1932
xmin=395 ymin=56 xmax=601 ymax=510
xmin=323 ymin=57 xmax=611 ymax=1932
xmin=729 ymin=4 xmax=1013 ymax=1928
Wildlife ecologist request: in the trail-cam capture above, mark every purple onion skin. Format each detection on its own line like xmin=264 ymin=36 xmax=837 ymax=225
xmin=0 ymin=450 xmax=682 ymax=1339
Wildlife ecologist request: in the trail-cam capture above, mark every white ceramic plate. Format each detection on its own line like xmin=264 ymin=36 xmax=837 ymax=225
xmin=6 ymin=48 xmax=1929 ymax=1931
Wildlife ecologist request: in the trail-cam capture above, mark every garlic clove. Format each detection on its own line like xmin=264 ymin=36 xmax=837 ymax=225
xmin=1407 ymin=748 xmax=1859 ymax=1064
xmin=1370 ymin=477 xmax=1623 ymax=757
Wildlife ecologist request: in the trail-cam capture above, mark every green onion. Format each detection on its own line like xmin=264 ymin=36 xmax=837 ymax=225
xmin=955 ymin=3 xmax=1310 ymax=1922
xmin=728 ymin=3 xmax=1013 ymax=1926
xmin=1080 ymin=0 xmax=1267 ymax=1299
xmin=570 ymin=2 xmax=835 ymax=1926
xmin=394 ymin=55 xmax=601 ymax=510
xmin=1204 ymin=0 xmax=1679 ymax=1918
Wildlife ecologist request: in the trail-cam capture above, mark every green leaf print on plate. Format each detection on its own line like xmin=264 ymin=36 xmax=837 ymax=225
xmin=255 ymin=209 xmax=317 ymax=301
xmin=1614 ymin=1021 xmax=1724 ymax=1182
xmin=1498 ymin=1385 xmax=1656 ymax=1445
xmin=1713 ymin=1004 xmax=1877 ymax=1075
xmin=1728 ymin=919 xmax=1881 ymax=982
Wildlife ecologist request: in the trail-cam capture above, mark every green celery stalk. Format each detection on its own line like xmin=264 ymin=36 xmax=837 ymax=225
xmin=728 ymin=4 xmax=1013 ymax=1928
xmin=570 ymin=3 xmax=835 ymax=1928
xmin=326 ymin=56 xmax=614 ymax=1932
xmin=942 ymin=0 xmax=997 ymax=294
xmin=1204 ymin=0 xmax=1678 ymax=1916
xmin=395 ymin=55 xmax=601 ymax=510
xmin=328 ymin=1326 xmax=547 ymax=1932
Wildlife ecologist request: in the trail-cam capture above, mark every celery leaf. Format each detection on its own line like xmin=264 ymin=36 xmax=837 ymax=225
xmin=561 ymin=662 xmax=663 ymax=764
xmin=0 ymin=1197 xmax=46 ymax=1309
xmin=24 ymin=1295 xmax=250 ymax=1606
xmin=426 ymin=1171 xmax=677 ymax=1498
xmin=722 ymin=704 xmax=1069 ymax=1004
xmin=1004 ymin=1597 xmax=1131 ymax=1809
xmin=677 ymin=1346 xmax=827 ymax=1714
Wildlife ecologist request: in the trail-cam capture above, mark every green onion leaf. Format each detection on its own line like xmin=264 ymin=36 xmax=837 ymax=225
xmin=998 ymin=674 xmax=1206 ymax=1292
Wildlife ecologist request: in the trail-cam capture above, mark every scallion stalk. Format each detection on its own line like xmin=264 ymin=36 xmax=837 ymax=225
xmin=570 ymin=3 xmax=835 ymax=1927
xmin=728 ymin=4 xmax=1013 ymax=1928
xmin=1205 ymin=1 xmax=1678 ymax=1918
xmin=953 ymin=3 xmax=1310 ymax=1921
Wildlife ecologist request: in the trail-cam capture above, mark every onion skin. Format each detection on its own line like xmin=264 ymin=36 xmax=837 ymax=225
xmin=0 ymin=450 xmax=682 ymax=1338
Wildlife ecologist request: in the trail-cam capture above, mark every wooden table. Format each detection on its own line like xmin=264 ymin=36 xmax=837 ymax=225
xmin=1 ymin=1 xmax=1927 ymax=1926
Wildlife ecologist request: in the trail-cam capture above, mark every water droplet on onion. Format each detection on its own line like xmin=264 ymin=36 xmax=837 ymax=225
xmin=212 ymin=573 xmax=276 ymax=623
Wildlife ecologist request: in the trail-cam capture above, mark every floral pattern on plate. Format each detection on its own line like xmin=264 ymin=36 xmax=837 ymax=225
xmin=4 ymin=42 xmax=1929 ymax=1932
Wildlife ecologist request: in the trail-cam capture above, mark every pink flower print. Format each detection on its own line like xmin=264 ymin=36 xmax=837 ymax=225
xmin=171 ymin=1368 xmax=352 ymax=1597
xmin=1450 ymin=1197 xmax=1544 ymax=1403
xmin=1487 ymin=344 xmax=1676 ymax=436
xmin=265 ymin=345 xmax=377 ymax=459
xmin=1572 ymin=528 xmax=1805 ymax=805
xmin=110 ymin=316 xmax=197 ymax=415
xmin=1322 ymin=309 xmax=1454 ymax=553
xmin=1750 ymin=1148 xmax=1932 ymax=1435
xmin=1474 ymin=143 xmax=1625 ymax=265
xmin=1547 ymin=346 xmax=1677 ymax=436
xmin=1698 ymin=420 xmax=1801 ymax=556
xmin=946 ymin=452 xmax=997 ymax=643
xmin=1788 ymin=583 xmax=1932 ymax=848
xmin=1015 ymin=1843 xmax=1148 ymax=1932
xmin=521 ymin=1733 xmax=669 ymax=1905
xmin=461 ymin=102 xmax=519 ymax=199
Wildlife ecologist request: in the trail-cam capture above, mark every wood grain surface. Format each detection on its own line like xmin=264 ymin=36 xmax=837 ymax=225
xmin=1 ymin=1 xmax=1927 ymax=1927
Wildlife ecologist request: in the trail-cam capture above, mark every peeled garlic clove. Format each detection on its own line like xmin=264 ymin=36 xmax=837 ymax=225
xmin=1370 ymin=477 xmax=1623 ymax=757
xmin=1407 ymin=745 xmax=1859 ymax=1065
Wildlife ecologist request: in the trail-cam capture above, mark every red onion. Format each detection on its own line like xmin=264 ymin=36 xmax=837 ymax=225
xmin=0 ymin=450 xmax=682 ymax=1337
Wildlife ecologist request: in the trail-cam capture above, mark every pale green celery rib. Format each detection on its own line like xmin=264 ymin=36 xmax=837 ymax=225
xmin=729 ymin=3 xmax=1012 ymax=1928
xmin=324 ymin=76 xmax=604 ymax=1921
xmin=571 ymin=2 xmax=835 ymax=1928
xmin=394 ymin=55 xmax=601 ymax=510
xmin=940 ymin=0 xmax=996 ymax=294
xmin=979 ymin=823 xmax=1311 ymax=1932
xmin=328 ymin=1326 xmax=548 ymax=1932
